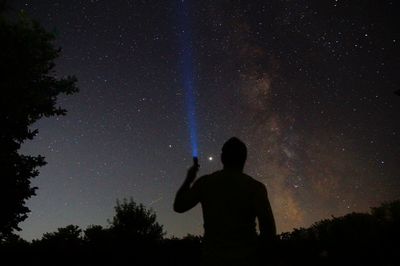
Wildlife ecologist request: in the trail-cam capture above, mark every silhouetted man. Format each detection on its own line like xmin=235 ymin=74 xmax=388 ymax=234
xmin=174 ymin=137 xmax=276 ymax=266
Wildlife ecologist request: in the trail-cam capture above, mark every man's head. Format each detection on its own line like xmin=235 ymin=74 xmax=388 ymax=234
xmin=221 ymin=137 xmax=247 ymax=171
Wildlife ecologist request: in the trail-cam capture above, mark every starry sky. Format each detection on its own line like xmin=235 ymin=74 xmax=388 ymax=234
xmin=11 ymin=0 xmax=400 ymax=240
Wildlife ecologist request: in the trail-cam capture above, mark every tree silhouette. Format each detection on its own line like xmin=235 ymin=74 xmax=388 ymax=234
xmin=371 ymin=200 xmax=400 ymax=223
xmin=84 ymin=225 xmax=109 ymax=244
xmin=0 ymin=7 xmax=78 ymax=239
xmin=109 ymin=198 xmax=165 ymax=243
xmin=39 ymin=225 xmax=83 ymax=246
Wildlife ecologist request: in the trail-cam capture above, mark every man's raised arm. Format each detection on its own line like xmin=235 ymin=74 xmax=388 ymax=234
xmin=173 ymin=163 xmax=200 ymax=213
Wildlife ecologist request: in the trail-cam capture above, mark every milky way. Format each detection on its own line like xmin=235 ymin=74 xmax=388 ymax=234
xmin=10 ymin=0 xmax=400 ymax=239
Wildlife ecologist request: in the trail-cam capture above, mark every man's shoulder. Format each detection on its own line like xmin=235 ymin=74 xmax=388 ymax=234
xmin=196 ymin=170 xmax=222 ymax=183
xmin=242 ymin=173 xmax=267 ymax=190
xmin=196 ymin=171 xmax=266 ymax=189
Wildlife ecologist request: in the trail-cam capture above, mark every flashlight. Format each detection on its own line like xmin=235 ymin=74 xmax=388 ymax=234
xmin=193 ymin=156 xmax=199 ymax=167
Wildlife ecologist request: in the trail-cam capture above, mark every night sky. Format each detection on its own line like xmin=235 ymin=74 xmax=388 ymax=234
xmin=11 ymin=0 xmax=400 ymax=240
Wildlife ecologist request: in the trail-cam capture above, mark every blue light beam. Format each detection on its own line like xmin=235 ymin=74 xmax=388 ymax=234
xmin=177 ymin=0 xmax=198 ymax=157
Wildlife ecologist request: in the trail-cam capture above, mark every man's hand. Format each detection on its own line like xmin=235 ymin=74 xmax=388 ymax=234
xmin=173 ymin=159 xmax=200 ymax=213
xmin=185 ymin=162 xmax=199 ymax=185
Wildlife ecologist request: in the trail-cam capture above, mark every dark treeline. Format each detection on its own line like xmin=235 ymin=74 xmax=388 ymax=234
xmin=0 ymin=199 xmax=399 ymax=265
xmin=277 ymin=200 xmax=400 ymax=266
xmin=0 ymin=198 xmax=202 ymax=266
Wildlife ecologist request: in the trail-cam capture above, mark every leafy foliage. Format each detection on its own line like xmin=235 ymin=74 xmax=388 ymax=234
xmin=39 ymin=225 xmax=82 ymax=247
xmin=109 ymin=198 xmax=165 ymax=242
xmin=0 ymin=7 xmax=78 ymax=239
xmin=83 ymin=225 xmax=109 ymax=243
